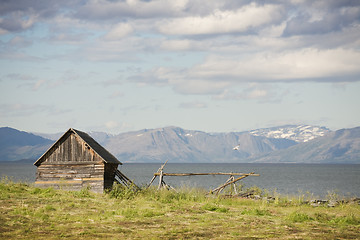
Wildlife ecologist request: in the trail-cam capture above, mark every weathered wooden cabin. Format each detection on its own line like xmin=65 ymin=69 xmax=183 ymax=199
xmin=34 ymin=128 xmax=122 ymax=193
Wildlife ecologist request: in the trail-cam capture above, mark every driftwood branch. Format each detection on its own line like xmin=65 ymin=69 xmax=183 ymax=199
xmin=209 ymin=173 xmax=256 ymax=195
xmin=153 ymin=172 xmax=260 ymax=176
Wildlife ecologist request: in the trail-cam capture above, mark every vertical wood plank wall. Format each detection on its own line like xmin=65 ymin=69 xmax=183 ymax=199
xmin=44 ymin=133 xmax=96 ymax=163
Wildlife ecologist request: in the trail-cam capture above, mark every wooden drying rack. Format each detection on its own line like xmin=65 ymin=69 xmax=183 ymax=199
xmin=147 ymin=161 xmax=259 ymax=195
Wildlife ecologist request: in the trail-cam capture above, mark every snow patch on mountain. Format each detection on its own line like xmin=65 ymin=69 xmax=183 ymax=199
xmin=249 ymin=125 xmax=331 ymax=143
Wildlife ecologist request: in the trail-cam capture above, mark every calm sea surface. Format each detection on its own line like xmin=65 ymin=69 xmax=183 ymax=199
xmin=1 ymin=162 xmax=359 ymax=198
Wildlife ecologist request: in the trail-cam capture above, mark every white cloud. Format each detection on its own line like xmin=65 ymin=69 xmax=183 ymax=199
xmin=105 ymin=121 xmax=119 ymax=129
xmin=179 ymin=101 xmax=207 ymax=109
xmin=104 ymin=23 xmax=133 ymax=40
xmin=3 ymin=73 xmax=36 ymax=81
xmin=75 ymin=0 xmax=189 ymax=20
xmin=128 ymin=67 xmax=171 ymax=86
xmin=161 ymin=39 xmax=192 ymax=51
xmin=213 ymin=83 xmax=281 ymax=102
xmin=188 ymin=48 xmax=360 ymax=82
xmin=0 ymin=103 xmax=69 ymax=117
xmin=109 ymin=91 xmax=125 ymax=99
xmin=171 ymin=78 xmax=230 ymax=95
xmin=283 ymin=3 xmax=360 ymax=36
xmin=128 ymin=47 xmax=360 ymax=97
xmin=0 ymin=12 xmax=37 ymax=33
xmin=9 ymin=36 xmax=32 ymax=47
xmin=63 ymin=36 xmax=147 ymax=62
xmin=157 ymin=3 xmax=283 ymax=35
xmin=32 ymin=79 xmax=46 ymax=91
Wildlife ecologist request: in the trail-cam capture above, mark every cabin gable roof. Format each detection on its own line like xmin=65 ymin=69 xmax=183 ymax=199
xmin=34 ymin=128 xmax=121 ymax=166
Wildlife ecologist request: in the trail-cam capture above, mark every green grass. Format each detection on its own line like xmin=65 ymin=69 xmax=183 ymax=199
xmin=1 ymin=179 xmax=359 ymax=239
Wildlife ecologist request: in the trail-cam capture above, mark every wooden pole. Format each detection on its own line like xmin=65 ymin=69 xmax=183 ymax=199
xmin=148 ymin=160 xmax=168 ymax=188
xmin=232 ymin=176 xmax=238 ymax=194
xmin=148 ymin=175 xmax=157 ymax=187
xmin=224 ymin=175 xmax=238 ymax=195
xmin=158 ymin=170 xmax=164 ymax=190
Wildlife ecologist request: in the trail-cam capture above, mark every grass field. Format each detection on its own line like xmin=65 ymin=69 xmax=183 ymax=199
xmin=1 ymin=179 xmax=359 ymax=239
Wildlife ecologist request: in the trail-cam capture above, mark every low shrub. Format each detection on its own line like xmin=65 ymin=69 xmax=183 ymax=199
xmin=202 ymin=203 xmax=229 ymax=213
xmin=107 ymin=183 xmax=139 ymax=199
xmin=242 ymin=208 xmax=271 ymax=216
xmin=73 ymin=186 xmax=93 ymax=198
xmin=331 ymin=213 xmax=360 ymax=225
xmin=288 ymin=212 xmax=313 ymax=222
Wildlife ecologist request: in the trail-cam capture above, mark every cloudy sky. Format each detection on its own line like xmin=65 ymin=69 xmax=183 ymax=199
xmin=1 ymin=0 xmax=360 ymax=134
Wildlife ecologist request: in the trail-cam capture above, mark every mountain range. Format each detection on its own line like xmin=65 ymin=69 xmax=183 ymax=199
xmin=0 ymin=127 xmax=53 ymax=161
xmin=0 ymin=125 xmax=359 ymax=163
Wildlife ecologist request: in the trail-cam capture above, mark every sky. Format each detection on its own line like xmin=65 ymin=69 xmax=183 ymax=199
xmin=1 ymin=0 xmax=360 ymax=134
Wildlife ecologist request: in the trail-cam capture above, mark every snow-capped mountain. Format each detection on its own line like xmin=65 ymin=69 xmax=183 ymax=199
xmin=103 ymin=126 xmax=297 ymax=163
xmin=249 ymin=125 xmax=331 ymax=143
xmin=250 ymin=127 xmax=360 ymax=164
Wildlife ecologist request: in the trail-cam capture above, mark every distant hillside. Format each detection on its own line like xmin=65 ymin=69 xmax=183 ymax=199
xmin=104 ymin=126 xmax=297 ymax=163
xmin=250 ymin=127 xmax=360 ymax=164
xmin=32 ymin=132 xmax=63 ymax=141
xmin=0 ymin=127 xmax=53 ymax=161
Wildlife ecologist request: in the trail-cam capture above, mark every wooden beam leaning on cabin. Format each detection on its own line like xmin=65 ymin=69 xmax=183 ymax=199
xmin=114 ymin=169 xmax=140 ymax=190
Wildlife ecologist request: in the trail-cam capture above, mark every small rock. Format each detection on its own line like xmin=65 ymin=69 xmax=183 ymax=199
xmin=327 ymin=200 xmax=337 ymax=207
xmin=254 ymin=195 xmax=261 ymax=200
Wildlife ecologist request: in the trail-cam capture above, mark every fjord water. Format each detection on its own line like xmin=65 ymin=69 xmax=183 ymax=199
xmin=1 ymin=162 xmax=359 ymax=198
